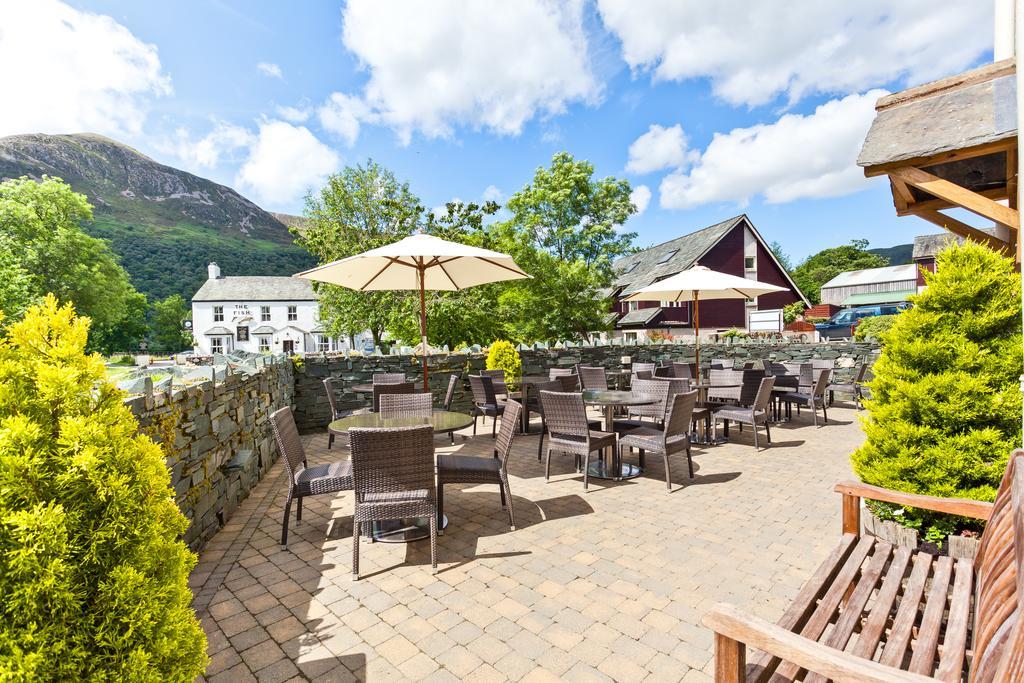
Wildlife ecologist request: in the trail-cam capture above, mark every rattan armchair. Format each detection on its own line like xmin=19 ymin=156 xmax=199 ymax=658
xmin=780 ymin=368 xmax=832 ymax=426
xmin=373 ymin=372 xmax=406 ymax=384
xmin=270 ymin=406 xmax=353 ymax=547
xmin=539 ymin=390 xmax=616 ymax=491
xmin=827 ymin=363 xmax=868 ymax=408
xmin=619 ymin=391 xmax=699 ymax=490
xmin=323 ymin=377 xmax=369 ymax=449
xmin=712 ymin=376 xmax=776 ymax=449
xmin=442 ymin=373 xmax=460 ymax=444
xmin=437 ymin=401 xmax=521 ymax=532
xmin=614 ymin=378 xmax=670 ymax=433
xmin=632 ymin=362 xmax=657 ymax=376
xmin=577 ymin=365 xmax=609 ymax=390
xmin=348 ymin=425 xmax=438 ymax=579
xmin=671 ymin=362 xmax=695 ymax=379
xmin=469 ymin=375 xmax=505 ymax=437
xmin=372 ymin=381 xmax=415 ymax=413
xmin=532 ymin=381 xmax=602 ymax=460
xmin=481 ymin=368 xmax=509 ymax=397
xmin=379 ymin=392 xmax=433 ymax=419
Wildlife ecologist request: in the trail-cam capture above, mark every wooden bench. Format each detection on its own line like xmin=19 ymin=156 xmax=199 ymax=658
xmin=702 ymin=450 xmax=1023 ymax=682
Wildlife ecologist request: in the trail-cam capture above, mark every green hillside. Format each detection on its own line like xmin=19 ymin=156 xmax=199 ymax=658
xmin=0 ymin=133 xmax=314 ymax=301
xmin=868 ymin=243 xmax=913 ymax=265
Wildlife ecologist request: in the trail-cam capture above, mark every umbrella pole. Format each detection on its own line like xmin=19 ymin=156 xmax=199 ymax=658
xmin=419 ymin=266 xmax=428 ymax=388
xmin=694 ymin=290 xmax=701 ymax=378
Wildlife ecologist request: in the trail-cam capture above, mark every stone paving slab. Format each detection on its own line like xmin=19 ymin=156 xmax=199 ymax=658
xmin=192 ymin=404 xmax=863 ymax=681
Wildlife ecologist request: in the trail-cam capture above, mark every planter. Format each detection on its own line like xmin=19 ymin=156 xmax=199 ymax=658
xmin=861 ymin=507 xmax=981 ymax=559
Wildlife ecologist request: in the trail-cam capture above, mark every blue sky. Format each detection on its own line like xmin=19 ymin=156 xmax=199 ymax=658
xmin=4 ymin=1 xmax=995 ymax=262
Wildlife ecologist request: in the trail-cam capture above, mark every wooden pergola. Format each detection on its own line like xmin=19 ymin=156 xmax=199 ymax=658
xmin=858 ymin=58 xmax=1020 ymax=263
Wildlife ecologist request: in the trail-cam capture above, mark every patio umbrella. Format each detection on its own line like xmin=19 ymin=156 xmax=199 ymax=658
xmin=294 ymin=233 xmax=530 ymax=385
xmin=623 ymin=266 xmax=787 ymax=372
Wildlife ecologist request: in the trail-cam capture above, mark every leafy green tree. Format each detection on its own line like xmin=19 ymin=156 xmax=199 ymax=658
xmin=0 ymin=296 xmax=206 ymax=680
xmin=792 ymin=239 xmax=888 ymax=304
xmin=0 ymin=239 xmax=34 ymax=323
xmin=89 ymin=289 xmax=149 ymax=354
xmin=297 ymin=161 xmax=423 ymax=346
xmin=852 ymin=242 xmax=1022 ymax=543
xmin=495 ymin=152 xmax=636 ymax=341
xmin=769 ymin=241 xmax=794 ymax=272
xmin=150 ymin=294 xmax=193 ymax=354
xmin=0 ymin=176 xmax=145 ymax=351
xmin=486 ymin=340 xmax=522 ymax=388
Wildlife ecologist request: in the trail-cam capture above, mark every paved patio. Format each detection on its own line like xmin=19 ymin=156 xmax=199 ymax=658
xmin=191 ymin=403 xmax=863 ymax=682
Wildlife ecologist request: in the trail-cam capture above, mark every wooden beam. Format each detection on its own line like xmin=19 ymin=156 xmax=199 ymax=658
xmin=889 ymin=177 xmax=914 ymax=211
xmin=895 ymin=186 xmax=1008 ymax=216
xmin=890 ymin=166 xmax=1019 ymax=230
xmin=863 ymin=138 xmax=1016 ymax=178
xmin=910 ymin=208 xmax=1013 ymax=255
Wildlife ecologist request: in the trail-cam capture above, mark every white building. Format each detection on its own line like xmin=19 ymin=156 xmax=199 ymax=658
xmin=818 ymin=264 xmax=918 ymax=307
xmin=191 ymin=263 xmax=369 ymax=355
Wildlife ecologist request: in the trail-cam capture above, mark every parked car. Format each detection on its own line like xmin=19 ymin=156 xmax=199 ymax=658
xmin=815 ymin=303 xmax=910 ymax=340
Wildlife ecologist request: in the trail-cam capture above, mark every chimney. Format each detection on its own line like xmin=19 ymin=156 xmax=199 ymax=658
xmin=208 ymin=262 xmax=221 ymax=279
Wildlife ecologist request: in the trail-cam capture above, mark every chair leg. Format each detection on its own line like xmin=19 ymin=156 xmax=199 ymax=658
xmin=583 ymin=451 xmax=590 ymax=491
xmin=296 ymin=495 xmax=302 ymax=523
xmin=685 ymin=444 xmax=694 ymax=478
xmin=663 ymin=452 xmax=672 ymax=492
xmin=492 ymin=416 xmax=497 ymax=438
xmin=281 ymin=492 xmax=293 ymax=546
xmin=437 ymin=484 xmax=444 ymax=535
xmin=537 ymin=417 xmax=546 ymax=461
xmin=499 ymin=480 xmax=507 ymax=508
xmin=545 ymin=445 xmax=552 ymax=481
xmin=723 ymin=419 xmax=729 ymax=437
xmin=328 ymin=432 xmax=334 ymax=449
xmin=753 ymin=424 xmax=759 ymax=450
xmin=638 ymin=448 xmax=645 ymax=469
xmin=352 ymin=520 xmax=360 ymax=580
xmin=502 ymin=475 xmax=515 ymax=530
xmin=429 ymin=513 xmax=438 ymax=574
xmin=473 ymin=413 xmax=478 ymax=435
xmin=822 ymin=402 xmax=828 ymax=423
xmin=449 ymin=430 xmax=455 ymax=445
xmin=764 ymin=420 xmax=771 ymax=444
xmin=812 ymin=404 xmax=818 ymax=427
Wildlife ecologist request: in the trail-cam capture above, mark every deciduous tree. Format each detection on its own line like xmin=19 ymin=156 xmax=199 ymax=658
xmin=791 ymin=239 xmax=888 ymax=304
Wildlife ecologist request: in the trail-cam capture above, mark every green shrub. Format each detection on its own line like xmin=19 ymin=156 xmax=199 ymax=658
xmin=853 ymin=314 xmax=896 ymax=342
xmin=851 ymin=242 xmax=1022 ymax=543
xmin=0 ymin=296 xmax=207 ymax=680
xmin=486 ymin=340 xmax=521 ymax=389
xmin=783 ymin=301 xmax=805 ymax=325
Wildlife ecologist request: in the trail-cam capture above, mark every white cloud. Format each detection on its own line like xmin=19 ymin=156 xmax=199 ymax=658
xmin=276 ymin=105 xmax=310 ymax=123
xmin=597 ymin=0 xmax=991 ymax=107
xmin=173 ymin=122 xmax=254 ymax=170
xmin=660 ymin=90 xmax=885 ymax=209
xmin=236 ymin=121 xmax=340 ymax=208
xmin=317 ymin=93 xmax=369 ymax=146
xmin=335 ymin=0 xmax=599 ymax=143
xmin=257 ymin=62 xmax=283 ymax=79
xmin=629 ymin=185 xmax=651 ymax=215
xmin=0 ymin=0 xmax=171 ymax=138
xmin=482 ymin=185 xmax=504 ymax=203
xmin=626 ymin=124 xmax=687 ymax=174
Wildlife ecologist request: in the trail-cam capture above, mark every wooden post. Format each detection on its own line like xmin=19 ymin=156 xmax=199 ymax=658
xmin=419 ymin=264 xmax=428 ymax=388
xmin=714 ymin=632 xmax=745 ymax=683
xmin=694 ymin=290 xmax=701 ymax=376
xmin=842 ymin=493 xmax=861 ymax=536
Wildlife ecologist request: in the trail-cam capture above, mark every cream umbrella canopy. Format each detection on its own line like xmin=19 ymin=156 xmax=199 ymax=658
xmin=623 ymin=266 xmax=787 ymax=372
xmin=294 ymin=233 xmax=530 ymax=385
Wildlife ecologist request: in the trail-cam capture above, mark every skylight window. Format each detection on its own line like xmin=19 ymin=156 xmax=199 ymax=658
xmin=656 ymin=249 xmax=678 ymax=265
xmin=622 ymin=262 xmax=639 ymax=274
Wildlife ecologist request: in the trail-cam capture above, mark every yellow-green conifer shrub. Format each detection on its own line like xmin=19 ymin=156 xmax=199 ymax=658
xmin=852 ymin=242 xmax=1023 ymax=543
xmin=486 ymin=340 xmax=521 ymax=388
xmin=0 ymin=296 xmax=207 ymax=680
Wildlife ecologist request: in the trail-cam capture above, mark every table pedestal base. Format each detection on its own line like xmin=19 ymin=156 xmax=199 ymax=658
xmin=372 ymin=515 xmax=448 ymax=543
xmin=587 ymin=461 xmax=642 ymax=480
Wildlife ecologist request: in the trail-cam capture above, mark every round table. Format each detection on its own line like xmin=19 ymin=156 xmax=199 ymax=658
xmin=351 ymin=382 xmax=424 ymax=394
xmin=328 ymin=410 xmax=474 ymax=542
xmin=581 ymin=389 xmax=656 ymax=480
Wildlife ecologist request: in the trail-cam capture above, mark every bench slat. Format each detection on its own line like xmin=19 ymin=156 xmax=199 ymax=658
xmin=802 ymin=542 xmax=895 ymax=683
xmin=852 ymin=546 xmax=913 ymax=660
xmin=909 ymin=555 xmax=954 ymax=675
xmin=748 ymin=533 xmax=859 ymax=682
xmin=879 ymin=551 xmax=934 ymax=668
xmin=769 ymin=536 xmax=876 ymax=682
xmin=934 ymin=558 xmax=974 ymax=682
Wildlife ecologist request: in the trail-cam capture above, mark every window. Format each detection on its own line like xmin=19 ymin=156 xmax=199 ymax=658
xmin=213 ymin=306 xmax=223 ymax=322
xmin=287 ymin=305 xmax=297 ymax=321
xmin=316 ymin=334 xmax=331 ymax=353
xmin=744 ymin=255 xmax=756 ymax=270
xmin=656 ymin=249 xmax=678 ymax=265
xmin=260 ymin=305 xmax=271 ymax=322
xmin=257 ymin=336 xmax=271 ymax=352
xmin=624 ymin=332 xmax=638 ymax=343
xmin=627 ymin=300 xmax=639 ymax=311
xmin=746 ymin=296 xmax=757 ymax=307
xmin=210 ymin=337 xmax=224 ymax=354
xmin=661 ymin=300 xmax=684 ymax=308
xmin=622 ymin=262 xmax=639 ymax=274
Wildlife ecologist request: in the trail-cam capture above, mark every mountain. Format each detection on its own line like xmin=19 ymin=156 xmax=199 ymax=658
xmin=0 ymin=133 xmax=314 ymax=301
xmin=868 ymin=243 xmax=913 ymax=265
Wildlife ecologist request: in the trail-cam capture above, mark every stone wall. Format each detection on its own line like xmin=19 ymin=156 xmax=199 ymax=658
xmin=125 ymin=361 xmax=294 ymax=551
xmin=292 ymin=341 xmax=878 ymax=431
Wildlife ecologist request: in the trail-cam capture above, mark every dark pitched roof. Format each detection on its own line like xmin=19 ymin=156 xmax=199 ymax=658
xmin=912 ymin=228 xmax=1001 ymax=260
xmin=192 ymin=276 xmax=317 ymax=302
xmin=616 ymin=307 xmax=662 ymax=327
xmin=612 ymin=216 xmax=745 ymax=296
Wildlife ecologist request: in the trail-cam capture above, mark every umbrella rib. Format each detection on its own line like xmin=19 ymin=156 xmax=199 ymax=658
xmin=437 ymin=258 xmax=461 ymax=291
xmin=359 ymin=256 xmax=406 ymax=291
xmin=476 ymin=256 xmax=529 ymax=278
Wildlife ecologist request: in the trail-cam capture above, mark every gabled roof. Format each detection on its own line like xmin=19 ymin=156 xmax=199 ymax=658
xmin=912 ymin=228 xmax=1001 ymax=260
xmin=192 ymin=276 xmax=317 ymax=302
xmin=251 ymin=325 xmax=276 ymax=334
xmin=612 ymin=216 xmax=744 ymax=296
xmin=820 ymin=264 xmax=918 ymax=289
xmin=617 ymin=307 xmax=662 ymax=327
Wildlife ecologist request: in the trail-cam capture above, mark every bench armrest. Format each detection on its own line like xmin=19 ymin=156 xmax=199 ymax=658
xmin=702 ymin=603 xmax=935 ymax=683
xmin=835 ymin=481 xmax=993 ymax=520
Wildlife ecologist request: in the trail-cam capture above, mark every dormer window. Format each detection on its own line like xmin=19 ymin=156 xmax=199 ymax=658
xmin=622 ymin=262 xmax=639 ymax=274
xmin=656 ymin=249 xmax=678 ymax=265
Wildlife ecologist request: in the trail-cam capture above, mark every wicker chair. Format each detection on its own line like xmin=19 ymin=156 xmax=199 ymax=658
xmin=827 ymin=363 xmax=868 ymax=408
xmin=619 ymin=391 xmax=699 ymax=490
xmin=712 ymin=377 xmax=776 ymax=449
xmin=711 ymin=358 xmax=733 ymax=369
xmin=552 ymin=372 xmax=579 ymax=391
xmin=548 ymin=367 xmax=576 ymax=380
xmin=632 ymin=362 xmax=657 ymax=376
xmin=372 ymin=381 xmax=415 ymax=413
xmin=349 ymin=425 xmax=438 ymax=579
xmin=379 ymin=392 xmax=433 ymax=419
xmin=616 ymin=378 xmax=671 ymax=433
xmin=469 ymin=375 xmax=505 ymax=437
xmin=437 ymin=401 xmax=521 ymax=532
xmin=653 ymin=365 xmax=673 ymax=378
xmin=705 ymin=369 xmax=743 ymax=406
xmin=323 ymin=377 xmax=368 ymax=449
xmin=270 ymin=406 xmax=352 ymax=547
xmin=671 ymin=362 xmax=695 ymax=379
xmin=534 ymin=381 xmax=601 ymax=460
xmin=442 ymin=373 xmax=461 ymax=444
xmin=481 ymin=368 xmax=509 ymax=397
xmin=780 ymin=368 xmax=832 ymax=426
xmin=539 ymin=390 xmax=616 ymax=491
xmin=373 ymin=372 xmax=406 ymax=384
xmin=577 ymin=366 xmax=608 ymax=390
xmin=736 ymin=369 xmax=766 ymax=407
